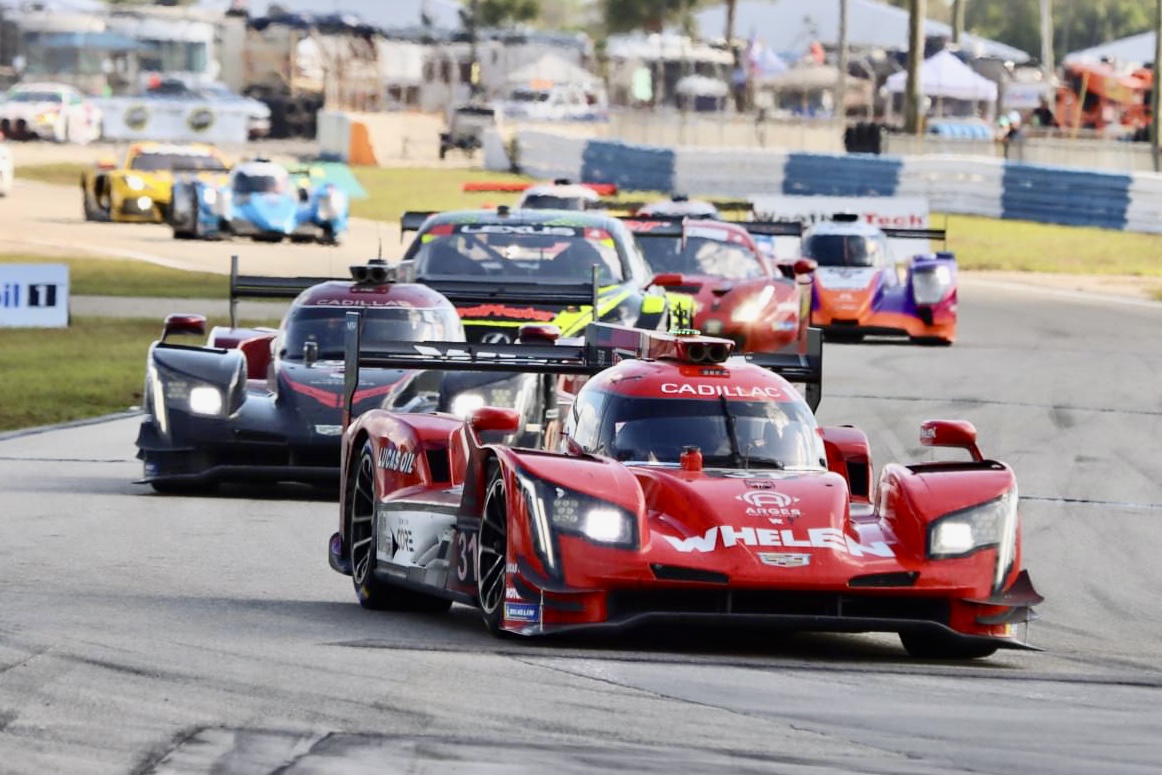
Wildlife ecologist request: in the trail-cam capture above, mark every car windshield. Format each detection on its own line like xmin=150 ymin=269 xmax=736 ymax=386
xmin=234 ymin=172 xmax=286 ymax=194
xmin=802 ymin=234 xmax=886 ymax=268
xmin=595 ymin=395 xmax=825 ymax=470
xmin=130 ymin=153 xmax=227 ymax=172
xmin=281 ymin=306 xmax=460 ymax=361
xmin=8 ymin=90 xmax=62 ymax=103
xmin=410 ymin=224 xmax=625 ymax=284
xmin=639 ymin=235 xmax=766 ymax=280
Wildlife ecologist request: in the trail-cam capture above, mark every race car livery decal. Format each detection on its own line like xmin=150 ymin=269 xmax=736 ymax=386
xmin=660 ymin=383 xmax=785 ymax=399
xmin=457 ymin=304 xmax=556 ymax=322
xmin=378 ymin=442 xmax=416 ymax=474
xmin=814 ymin=268 xmax=878 ymax=291
xmin=459 ymin=224 xmax=578 ymax=236
xmin=504 ymin=601 xmax=540 ymax=623
xmin=661 ymin=526 xmax=894 ymax=558
xmin=758 ymin=552 xmax=811 ymax=568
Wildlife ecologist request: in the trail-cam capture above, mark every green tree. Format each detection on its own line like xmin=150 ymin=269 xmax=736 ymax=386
xmin=601 ymin=0 xmax=706 ymax=35
xmin=466 ymin=0 xmax=541 ymax=28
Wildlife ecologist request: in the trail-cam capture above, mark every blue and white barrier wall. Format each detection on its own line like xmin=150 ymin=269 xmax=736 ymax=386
xmin=501 ymin=130 xmax=1162 ymax=234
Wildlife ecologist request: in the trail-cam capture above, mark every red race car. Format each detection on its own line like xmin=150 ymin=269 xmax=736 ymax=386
xmin=624 ymin=212 xmax=814 ymax=354
xmin=327 ymin=320 xmax=1041 ymax=659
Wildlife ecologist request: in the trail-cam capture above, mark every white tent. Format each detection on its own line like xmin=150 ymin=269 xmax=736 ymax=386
xmin=885 ymin=50 xmax=997 ymax=102
xmin=1064 ymin=31 xmax=1155 ymax=66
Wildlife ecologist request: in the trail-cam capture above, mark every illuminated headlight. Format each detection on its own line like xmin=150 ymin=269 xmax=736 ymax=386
xmin=317 ymin=188 xmax=347 ymax=221
xmin=136 ymin=196 xmax=152 ymax=211
xmin=928 ymin=487 xmax=1019 ymax=592
xmin=521 ymin=475 xmax=638 ymax=550
xmin=912 ymin=264 xmax=953 ymax=305
xmin=188 ymin=386 xmax=224 ymax=415
xmin=202 ymin=187 xmax=217 ymax=205
xmin=732 ymin=285 xmax=775 ymax=323
xmin=126 ymin=175 xmax=145 ymax=191
xmin=36 ymin=110 xmax=58 ymax=124
xmin=450 ymin=392 xmax=486 ymax=419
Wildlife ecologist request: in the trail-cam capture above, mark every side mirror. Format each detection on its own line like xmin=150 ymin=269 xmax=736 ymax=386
xmin=793 ymin=258 xmax=817 ymax=276
xmin=517 ymin=323 xmax=560 ymax=344
xmin=298 ymin=187 xmax=309 ymax=203
xmin=303 ymin=340 xmax=319 ymax=366
xmin=648 ymin=272 xmax=684 ymax=288
xmin=920 ymin=419 xmax=982 ymax=462
xmin=468 ymin=406 xmax=521 ymax=434
xmin=161 ymin=313 xmax=207 ymax=342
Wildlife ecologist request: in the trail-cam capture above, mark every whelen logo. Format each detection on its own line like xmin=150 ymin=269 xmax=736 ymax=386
xmin=661 ymin=526 xmax=894 ymax=558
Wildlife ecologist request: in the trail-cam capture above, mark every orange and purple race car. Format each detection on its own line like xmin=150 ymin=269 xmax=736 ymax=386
xmin=327 ymin=319 xmax=1042 ymax=659
xmin=803 ymin=214 xmax=957 ymax=345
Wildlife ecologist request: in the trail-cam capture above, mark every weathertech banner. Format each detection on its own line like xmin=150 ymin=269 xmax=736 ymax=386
xmin=748 ymin=196 xmax=933 ymax=260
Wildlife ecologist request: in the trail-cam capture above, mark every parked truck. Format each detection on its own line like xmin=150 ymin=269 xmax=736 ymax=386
xmin=218 ymin=12 xmax=382 ymax=139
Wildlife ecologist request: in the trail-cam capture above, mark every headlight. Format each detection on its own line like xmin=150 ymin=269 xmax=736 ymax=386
xmin=732 ymin=285 xmax=775 ymax=323
xmin=188 ymin=386 xmax=224 ymax=415
xmin=126 ymin=175 xmax=145 ymax=191
xmin=317 ymin=188 xmax=347 ymax=221
xmin=928 ymin=487 xmax=1019 ymax=592
xmin=450 ymin=392 xmax=486 ymax=419
xmin=202 ymin=187 xmax=217 ymax=204
xmin=912 ymin=264 xmax=953 ymax=305
xmin=521 ymin=475 xmax=638 ymax=551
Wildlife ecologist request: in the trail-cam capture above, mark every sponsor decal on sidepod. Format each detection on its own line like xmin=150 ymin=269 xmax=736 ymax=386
xmin=662 ymin=526 xmax=893 ymax=558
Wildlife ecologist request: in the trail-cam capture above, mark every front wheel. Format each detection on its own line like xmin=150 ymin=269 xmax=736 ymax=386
xmin=899 ymin=630 xmax=999 ymax=660
xmin=347 ymin=441 xmax=451 ymax=613
xmin=477 ymin=469 xmax=510 ymax=634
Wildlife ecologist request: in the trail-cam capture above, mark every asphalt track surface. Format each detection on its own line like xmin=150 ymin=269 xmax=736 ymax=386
xmin=1 ymin=185 xmax=1162 ymax=773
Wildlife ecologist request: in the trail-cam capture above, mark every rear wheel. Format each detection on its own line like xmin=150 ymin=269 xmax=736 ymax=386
xmin=477 ymin=469 xmax=512 ymax=634
xmin=348 ymin=441 xmax=451 ymax=613
xmin=899 ymin=630 xmax=999 ymax=660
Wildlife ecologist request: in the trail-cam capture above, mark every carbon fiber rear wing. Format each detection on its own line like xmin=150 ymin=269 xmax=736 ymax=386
xmin=228 ymin=254 xmax=337 ymax=329
xmin=881 ymin=227 xmax=947 ymax=243
xmin=621 ymin=216 xmax=804 ymax=238
xmin=420 ymin=265 xmax=601 ymax=313
xmin=401 ymin=211 xmax=436 ymax=235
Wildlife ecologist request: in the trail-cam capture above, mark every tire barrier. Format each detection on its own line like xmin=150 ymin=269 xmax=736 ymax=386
xmin=492 ymin=128 xmax=1162 ymax=233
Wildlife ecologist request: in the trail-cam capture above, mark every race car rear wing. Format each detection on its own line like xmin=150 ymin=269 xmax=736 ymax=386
xmin=418 ymin=265 xmax=601 ymax=314
xmin=462 ymin=180 xmax=619 ymax=196
xmin=228 ymin=254 xmax=336 ymax=329
xmin=342 ymin=314 xmax=823 ymax=427
xmin=880 ymin=227 xmax=947 ymax=243
xmin=621 ymin=216 xmax=804 ymax=238
xmin=400 ymin=210 xmax=436 ymax=235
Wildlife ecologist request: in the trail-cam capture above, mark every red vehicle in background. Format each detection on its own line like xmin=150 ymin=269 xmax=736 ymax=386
xmin=616 ymin=194 xmax=813 ymax=354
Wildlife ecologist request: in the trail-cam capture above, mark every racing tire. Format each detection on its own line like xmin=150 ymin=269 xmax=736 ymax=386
xmin=81 ymin=180 xmax=99 ymax=222
xmin=347 ymin=441 xmax=452 ymax=613
xmin=477 ymin=468 xmax=511 ymax=635
xmin=912 ymin=336 xmax=953 ymax=347
xmin=899 ymin=630 xmax=999 ymax=660
xmin=173 ymin=189 xmax=199 ymax=240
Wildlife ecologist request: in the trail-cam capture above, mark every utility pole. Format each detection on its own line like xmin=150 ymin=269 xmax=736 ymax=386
xmin=1153 ymin=0 xmax=1161 ymax=171
xmin=904 ymin=0 xmax=925 ymax=134
xmin=1039 ymin=0 xmax=1055 ymax=80
xmin=951 ymin=0 xmax=965 ymax=44
xmin=725 ymin=0 xmax=737 ymax=45
xmin=468 ymin=0 xmax=481 ymax=99
xmin=837 ymin=0 xmax=848 ymax=122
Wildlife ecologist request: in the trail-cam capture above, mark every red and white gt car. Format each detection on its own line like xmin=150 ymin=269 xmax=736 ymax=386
xmin=0 ymin=82 xmax=101 ymax=144
xmin=327 ymin=320 xmax=1042 ymax=659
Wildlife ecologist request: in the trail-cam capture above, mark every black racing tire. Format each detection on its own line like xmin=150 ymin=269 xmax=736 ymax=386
xmin=347 ymin=441 xmax=452 ymax=613
xmin=825 ymin=330 xmax=865 ymax=344
xmin=477 ymin=467 xmax=510 ymax=634
xmin=899 ymin=630 xmax=999 ymax=660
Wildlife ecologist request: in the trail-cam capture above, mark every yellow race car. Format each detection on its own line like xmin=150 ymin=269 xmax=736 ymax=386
xmin=81 ymin=142 xmax=230 ymax=223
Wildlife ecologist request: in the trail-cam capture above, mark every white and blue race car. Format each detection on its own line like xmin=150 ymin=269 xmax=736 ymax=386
xmin=169 ymin=158 xmax=352 ymax=245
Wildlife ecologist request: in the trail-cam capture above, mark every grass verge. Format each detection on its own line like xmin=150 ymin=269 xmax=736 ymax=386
xmin=14 ymin=161 xmax=86 ymax=187
xmin=0 ymin=316 xmax=279 ymax=433
xmin=0 ymin=253 xmax=229 ymax=298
